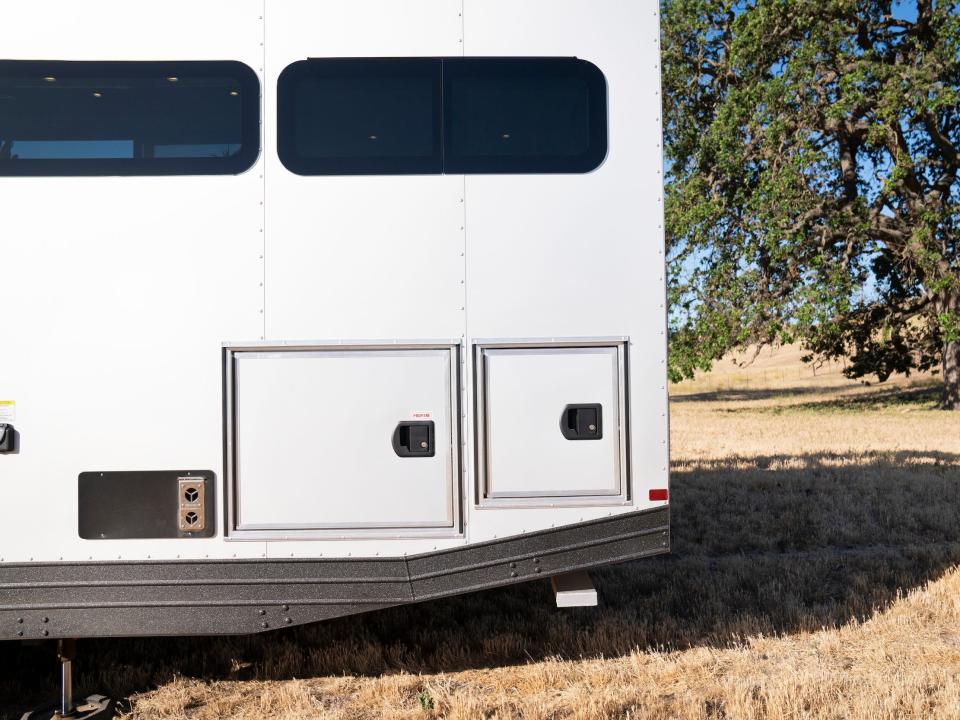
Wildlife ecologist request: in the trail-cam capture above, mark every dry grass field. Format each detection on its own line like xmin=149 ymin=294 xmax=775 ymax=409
xmin=2 ymin=347 xmax=960 ymax=719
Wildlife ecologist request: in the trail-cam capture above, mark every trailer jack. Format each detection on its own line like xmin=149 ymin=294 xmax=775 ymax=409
xmin=20 ymin=640 xmax=113 ymax=720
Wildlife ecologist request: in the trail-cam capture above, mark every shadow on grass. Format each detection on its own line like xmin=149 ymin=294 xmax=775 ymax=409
xmin=672 ymin=382 xmax=941 ymax=409
xmin=671 ymin=384 xmax=853 ymax=403
xmin=770 ymin=384 xmax=942 ymax=413
xmin=2 ymin=450 xmax=960 ymax=714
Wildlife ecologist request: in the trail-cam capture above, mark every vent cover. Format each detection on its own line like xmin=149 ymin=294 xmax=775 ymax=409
xmin=78 ymin=470 xmax=215 ymax=539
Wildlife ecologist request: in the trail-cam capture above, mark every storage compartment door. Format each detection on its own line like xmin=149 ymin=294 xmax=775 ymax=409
xmin=479 ymin=345 xmax=626 ymax=503
xmin=231 ymin=347 xmax=458 ymax=533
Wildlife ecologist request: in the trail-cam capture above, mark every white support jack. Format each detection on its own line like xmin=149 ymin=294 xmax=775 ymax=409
xmin=551 ymin=571 xmax=598 ymax=608
xmin=20 ymin=640 xmax=113 ymax=720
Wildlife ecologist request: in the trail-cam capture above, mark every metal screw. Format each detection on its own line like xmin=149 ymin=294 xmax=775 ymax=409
xmin=510 ymin=572 xmax=517 ymax=578
xmin=41 ymin=617 xmax=48 ymax=623
xmin=509 ymin=562 xmax=516 ymax=568
xmin=588 ymin=424 xmax=597 ymax=431
xmin=535 ymin=568 xmax=542 ymax=574
xmin=258 ymin=609 xmax=266 ymax=616
xmin=282 ymin=605 xmax=289 ymax=611
xmin=41 ymin=630 xmax=49 ymax=637
xmin=420 ymin=441 xmax=428 ymax=449
xmin=261 ymin=622 xmax=269 ymax=629
xmin=284 ymin=617 xmax=292 ymax=625
xmin=16 ymin=618 xmax=22 ymax=624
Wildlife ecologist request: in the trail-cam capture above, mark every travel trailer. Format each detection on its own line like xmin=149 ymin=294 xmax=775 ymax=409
xmin=0 ymin=0 xmax=669 ymax=659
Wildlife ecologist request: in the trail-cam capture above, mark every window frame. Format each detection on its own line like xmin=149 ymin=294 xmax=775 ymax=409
xmin=0 ymin=60 xmax=261 ymax=177
xmin=276 ymin=57 xmax=608 ymax=177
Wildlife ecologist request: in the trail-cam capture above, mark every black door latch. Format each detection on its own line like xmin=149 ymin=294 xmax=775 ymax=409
xmin=393 ymin=421 xmax=435 ymax=457
xmin=560 ymin=404 xmax=603 ymax=440
xmin=0 ymin=424 xmax=16 ymax=454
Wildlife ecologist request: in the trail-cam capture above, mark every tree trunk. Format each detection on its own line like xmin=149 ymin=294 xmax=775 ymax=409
xmin=944 ymin=336 xmax=960 ymax=411
xmin=941 ymin=289 xmax=960 ymax=410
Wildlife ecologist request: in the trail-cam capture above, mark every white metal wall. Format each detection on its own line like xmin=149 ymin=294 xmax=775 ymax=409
xmin=0 ymin=0 xmax=668 ymax=562
xmin=459 ymin=0 xmax=671 ymax=547
xmin=0 ymin=0 xmax=267 ymax=562
xmin=262 ymin=0 xmax=466 ymax=343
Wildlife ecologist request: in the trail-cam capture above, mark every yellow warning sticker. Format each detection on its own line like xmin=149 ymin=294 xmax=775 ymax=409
xmin=0 ymin=401 xmax=15 ymax=424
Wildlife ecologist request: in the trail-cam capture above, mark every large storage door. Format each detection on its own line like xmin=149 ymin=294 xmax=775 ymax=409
xmin=476 ymin=343 xmax=627 ymax=506
xmin=227 ymin=345 xmax=460 ymax=537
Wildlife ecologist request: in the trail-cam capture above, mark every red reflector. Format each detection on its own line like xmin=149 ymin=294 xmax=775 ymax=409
xmin=649 ymin=488 xmax=669 ymax=502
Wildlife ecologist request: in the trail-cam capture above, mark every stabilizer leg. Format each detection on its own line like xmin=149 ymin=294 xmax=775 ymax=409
xmin=20 ymin=640 xmax=113 ymax=720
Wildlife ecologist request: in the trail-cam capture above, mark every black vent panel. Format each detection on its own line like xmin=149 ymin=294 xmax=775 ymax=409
xmin=78 ymin=470 xmax=215 ymax=539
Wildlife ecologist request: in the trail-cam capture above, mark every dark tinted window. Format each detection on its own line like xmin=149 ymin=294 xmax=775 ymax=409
xmin=278 ymin=59 xmax=442 ymax=175
xmin=0 ymin=61 xmax=260 ymax=176
xmin=276 ymin=57 xmax=606 ymax=176
xmin=443 ymin=58 xmax=607 ymax=173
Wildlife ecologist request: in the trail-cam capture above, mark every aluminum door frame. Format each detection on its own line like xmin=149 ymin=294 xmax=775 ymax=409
xmin=473 ymin=338 xmax=630 ymax=509
xmin=223 ymin=340 xmax=464 ymax=540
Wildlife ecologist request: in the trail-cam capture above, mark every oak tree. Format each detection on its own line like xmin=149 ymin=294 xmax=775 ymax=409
xmin=662 ymin=0 xmax=960 ymax=408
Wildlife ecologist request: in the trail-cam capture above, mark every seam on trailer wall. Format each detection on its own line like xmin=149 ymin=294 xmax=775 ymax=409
xmin=459 ymin=0 xmax=470 ymax=543
xmin=260 ymin=0 xmax=267 ymax=342
xmin=460 ymin=175 xmax=470 ymax=543
xmin=260 ymin=0 xmax=268 ymax=559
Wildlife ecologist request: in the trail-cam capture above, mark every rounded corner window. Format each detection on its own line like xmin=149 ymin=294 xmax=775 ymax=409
xmin=0 ymin=60 xmax=261 ymax=177
xmin=276 ymin=56 xmax=608 ymax=177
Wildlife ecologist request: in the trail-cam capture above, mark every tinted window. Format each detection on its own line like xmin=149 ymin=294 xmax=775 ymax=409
xmin=278 ymin=59 xmax=442 ymax=175
xmin=277 ymin=57 xmax=607 ymax=176
xmin=443 ymin=58 xmax=607 ymax=173
xmin=0 ymin=61 xmax=260 ymax=176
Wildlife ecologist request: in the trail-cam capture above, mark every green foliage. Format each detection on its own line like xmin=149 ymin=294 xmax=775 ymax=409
xmin=417 ymin=689 xmax=434 ymax=710
xmin=662 ymin=0 xmax=960 ymax=406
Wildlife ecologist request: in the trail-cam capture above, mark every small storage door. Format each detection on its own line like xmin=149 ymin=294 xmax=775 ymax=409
xmin=477 ymin=344 xmax=626 ymax=505
xmin=229 ymin=346 xmax=459 ymax=536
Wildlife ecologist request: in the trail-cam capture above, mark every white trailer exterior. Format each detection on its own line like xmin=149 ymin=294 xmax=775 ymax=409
xmin=0 ymin=0 xmax=669 ymax=639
